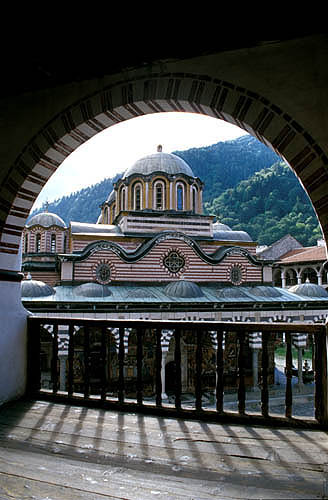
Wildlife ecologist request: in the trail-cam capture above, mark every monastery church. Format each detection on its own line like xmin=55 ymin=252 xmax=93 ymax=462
xmin=21 ymin=145 xmax=328 ymax=324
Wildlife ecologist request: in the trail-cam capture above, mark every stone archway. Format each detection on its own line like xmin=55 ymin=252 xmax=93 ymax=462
xmin=2 ymin=38 xmax=328 ymax=405
xmin=1 ymin=72 xmax=328 ymax=268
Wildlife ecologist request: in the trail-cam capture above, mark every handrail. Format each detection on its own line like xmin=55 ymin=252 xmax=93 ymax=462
xmin=26 ymin=315 xmax=328 ymax=429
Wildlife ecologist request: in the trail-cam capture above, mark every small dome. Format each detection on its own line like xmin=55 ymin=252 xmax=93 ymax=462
xmin=165 ymin=280 xmax=204 ymax=298
xmin=73 ymin=282 xmax=112 ymax=297
xmin=123 ymin=150 xmax=195 ymax=179
xmin=26 ymin=211 xmax=66 ymax=228
xmin=21 ymin=277 xmax=55 ymax=297
xmin=106 ymin=190 xmax=116 ymax=204
xmin=213 ymin=222 xmax=232 ymax=232
xmin=288 ymin=282 xmax=328 ymax=298
xmin=213 ymin=229 xmax=252 ymax=242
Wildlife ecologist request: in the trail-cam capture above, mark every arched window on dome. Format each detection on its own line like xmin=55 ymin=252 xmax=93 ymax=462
xmin=103 ymin=206 xmax=108 ymax=224
xmin=51 ymin=234 xmax=56 ymax=253
xmin=153 ymin=180 xmax=165 ymax=210
xmin=120 ymin=187 xmax=126 ymax=211
xmin=176 ymin=183 xmax=185 ymax=211
xmin=192 ymin=185 xmax=198 ymax=213
xmin=132 ymin=183 xmax=143 ymax=210
xmin=36 ymin=233 xmax=41 ymax=253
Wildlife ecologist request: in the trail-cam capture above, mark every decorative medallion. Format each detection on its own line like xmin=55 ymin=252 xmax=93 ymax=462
xmin=228 ymin=264 xmax=244 ymax=286
xmin=163 ymin=250 xmax=185 ymax=274
xmin=94 ymin=261 xmax=111 ymax=284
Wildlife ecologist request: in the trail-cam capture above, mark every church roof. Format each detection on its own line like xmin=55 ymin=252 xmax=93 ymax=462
xmin=123 ymin=148 xmax=195 ymax=179
xmin=26 ymin=211 xmax=66 ymax=228
xmin=70 ymin=222 xmax=121 ymax=235
xmin=279 ymin=245 xmax=327 ymax=263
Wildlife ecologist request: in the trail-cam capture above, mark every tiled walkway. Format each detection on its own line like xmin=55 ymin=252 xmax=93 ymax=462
xmin=0 ymin=399 xmax=327 ymax=499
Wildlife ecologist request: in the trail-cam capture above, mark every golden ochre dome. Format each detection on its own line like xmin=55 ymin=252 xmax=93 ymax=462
xmin=123 ymin=146 xmax=195 ymax=179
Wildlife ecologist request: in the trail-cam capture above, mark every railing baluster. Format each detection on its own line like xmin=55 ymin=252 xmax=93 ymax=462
xmin=155 ymin=328 xmax=162 ymax=407
xmin=100 ymin=326 xmax=107 ymax=402
xmin=84 ymin=326 xmax=90 ymax=400
xmin=237 ymin=331 xmax=246 ymax=415
xmin=136 ymin=328 xmax=143 ymax=405
xmin=27 ymin=317 xmax=325 ymax=428
xmin=195 ymin=327 xmax=203 ymax=412
xmin=52 ymin=324 xmax=59 ymax=394
xmin=261 ymin=332 xmax=269 ymax=418
xmin=285 ymin=332 xmax=293 ymax=418
xmin=118 ymin=327 xmax=125 ymax=405
xmin=67 ymin=324 xmax=74 ymax=397
xmin=174 ymin=327 xmax=182 ymax=411
xmin=216 ymin=330 xmax=224 ymax=414
xmin=314 ymin=331 xmax=323 ymax=421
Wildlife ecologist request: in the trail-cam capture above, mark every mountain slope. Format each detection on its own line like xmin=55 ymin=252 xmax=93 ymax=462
xmin=174 ymin=135 xmax=280 ymax=203
xmin=29 ymin=136 xmax=321 ymax=246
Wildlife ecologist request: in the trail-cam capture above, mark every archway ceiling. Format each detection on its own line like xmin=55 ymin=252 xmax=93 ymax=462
xmin=2 ymin=31 xmax=321 ymax=98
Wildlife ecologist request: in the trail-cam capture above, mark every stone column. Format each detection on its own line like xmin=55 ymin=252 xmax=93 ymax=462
xmin=249 ymin=332 xmax=262 ymax=390
xmin=317 ymin=270 xmax=323 ymax=286
xmin=0 ymin=245 xmax=30 ymax=405
xmin=161 ymin=351 xmax=168 ymax=400
xmin=281 ymin=269 xmax=286 ymax=288
xmin=296 ymin=269 xmax=302 ymax=285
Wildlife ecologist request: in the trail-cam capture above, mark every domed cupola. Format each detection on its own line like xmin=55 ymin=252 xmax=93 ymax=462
xmin=23 ymin=210 xmax=68 ymax=254
xmin=26 ymin=211 xmax=66 ymax=229
xmin=122 ymin=145 xmax=195 ymax=179
xmin=288 ymin=281 xmax=328 ymax=298
xmin=99 ymin=145 xmax=205 ymax=229
xmin=21 ymin=274 xmax=56 ymax=298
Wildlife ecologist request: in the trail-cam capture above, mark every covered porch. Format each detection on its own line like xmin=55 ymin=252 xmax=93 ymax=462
xmin=0 ymin=398 xmax=327 ymax=499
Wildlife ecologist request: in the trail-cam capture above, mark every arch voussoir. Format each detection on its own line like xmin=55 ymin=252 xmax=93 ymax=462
xmin=2 ymin=72 xmax=328 ymax=257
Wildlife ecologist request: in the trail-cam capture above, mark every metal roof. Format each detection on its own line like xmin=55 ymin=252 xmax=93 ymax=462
xmin=21 ymin=283 xmax=328 ymax=304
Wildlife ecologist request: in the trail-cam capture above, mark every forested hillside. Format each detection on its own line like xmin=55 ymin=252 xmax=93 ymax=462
xmin=175 ymin=135 xmax=279 ymax=203
xmin=204 ymin=161 xmax=321 ymax=246
xmin=30 ymin=136 xmax=321 ymax=246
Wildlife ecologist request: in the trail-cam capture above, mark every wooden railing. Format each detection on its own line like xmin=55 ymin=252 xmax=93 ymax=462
xmin=26 ymin=316 xmax=328 ymax=428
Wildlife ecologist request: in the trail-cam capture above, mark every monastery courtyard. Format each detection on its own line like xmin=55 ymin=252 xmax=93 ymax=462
xmin=0 ymin=398 xmax=327 ymax=499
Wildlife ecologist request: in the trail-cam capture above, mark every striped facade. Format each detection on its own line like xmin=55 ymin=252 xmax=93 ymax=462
xmin=72 ymin=237 xmax=263 ymax=284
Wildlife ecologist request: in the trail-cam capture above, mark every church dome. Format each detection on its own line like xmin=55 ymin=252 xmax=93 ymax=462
xmin=73 ymin=282 xmax=112 ymax=297
xmin=26 ymin=211 xmax=66 ymax=228
xmin=288 ymin=282 xmax=328 ymax=298
xmin=123 ymin=146 xmax=195 ymax=179
xmin=21 ymin=276 xmax=56 ymax=297
xmin=165 ymin=280 xmax=204 ymax=298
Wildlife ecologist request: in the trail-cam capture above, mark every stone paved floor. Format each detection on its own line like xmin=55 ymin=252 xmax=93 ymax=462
xmin=0 ymin=399 xmax=327 ymax=499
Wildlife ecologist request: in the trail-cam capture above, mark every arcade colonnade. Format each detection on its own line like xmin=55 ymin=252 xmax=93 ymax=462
xmin=1 ymin=35 xmax=328 ymax=404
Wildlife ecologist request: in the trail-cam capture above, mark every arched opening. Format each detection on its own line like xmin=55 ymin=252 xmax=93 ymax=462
xmin=153 ymin=180 xmax=165 ymax=210
xmin=132 ymin=182 xmax=143 ymax=211
xmin=286 ymin=269 xmax=297 ymax=286
xmin=51 ymin=234 xmax=56 ymax=253
xmin=1 ymin=63 xmax=328 ymax=407
xmin=301 ymin=267 xmax=318 ymax=284
xmin=176 ymin=183 xmax=185 ymax=211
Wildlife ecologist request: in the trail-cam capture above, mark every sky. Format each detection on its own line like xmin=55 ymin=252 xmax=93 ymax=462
xmin=33 ymin=112 xmax=248 ymax=209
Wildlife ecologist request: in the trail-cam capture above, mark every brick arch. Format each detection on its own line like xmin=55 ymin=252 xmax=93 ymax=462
xmin=2 ymin=72 xmax=328 ymax=257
